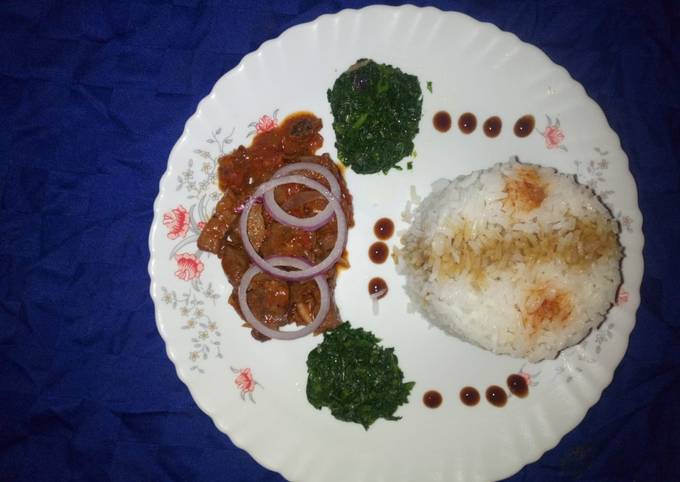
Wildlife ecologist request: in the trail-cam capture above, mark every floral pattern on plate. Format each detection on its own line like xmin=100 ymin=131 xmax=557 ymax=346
xmin=248 ymin=109 xmax=279 ymax=137
xmin=539 ymin=115 xmax=567 ymax=151
xmin=160 ymin=281 xmax=222 ymax=373
xmin=231 ymin=367 xmax=262 ymax=403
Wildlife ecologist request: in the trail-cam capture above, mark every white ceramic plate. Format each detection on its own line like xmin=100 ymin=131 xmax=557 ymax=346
xmin=149 ymin=6 xmax=643 ymax=481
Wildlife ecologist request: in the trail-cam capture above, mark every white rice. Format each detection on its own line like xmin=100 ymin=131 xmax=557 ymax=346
xmin=394 ymin=159 xmax=623 ymax=362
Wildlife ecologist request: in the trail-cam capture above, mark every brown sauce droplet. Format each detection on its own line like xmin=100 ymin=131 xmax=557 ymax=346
xmin=373 ymin=218 xmax=395 ymax=240
xmin=368 ymin=241 xmax=389 ymax=264
xmin=423 ymin=390 xmax=443 ymax=408
xmin=459 ymin=387 xmax=480 ymax=406
xmin=483 ymin=116 xmax=502 ymax=138
xmin=433 ymin=111 xmax=452 ymax=132
xmin=486 ymin=385 xmax=507 ymax=407
xmin=368 ymin=277 xmax=388 ymax=298
xmin=507 ymin=374 xmax=529 ymax=398
xmin=458 ymin=112 xmax=477 ymax=134
xmin=514 ymin=115 xmax=535 ymax=138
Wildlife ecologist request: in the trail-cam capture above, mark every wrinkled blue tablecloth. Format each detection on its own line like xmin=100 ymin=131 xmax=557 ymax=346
xmin=1 ymin=0 xmax=678 ymax=480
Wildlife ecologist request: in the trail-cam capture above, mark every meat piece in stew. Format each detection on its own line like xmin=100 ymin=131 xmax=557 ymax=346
xmin=197 ymin=112 xmax=354 ymax=341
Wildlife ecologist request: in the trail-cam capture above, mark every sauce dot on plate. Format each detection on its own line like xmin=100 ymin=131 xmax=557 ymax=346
xmin=513 ymin=115 xmax=535 ymax=137
xmin=458 ymin=112 xmax=477 ymax=134
xmin=423 ymin=390 xmax=443 ymax=408
xmin=433 ymin=111 xmax=452 ymax=132
xmin=459 ymin=387 xmax=480 ymax=406
xmin=368 ymin=277 xmax=388 ymax=298
xmin=507 ymin=374 xmax=529 ymax=398
xmin=368 ymin=241 xmax=389 ymax=264
xmin=373 ymin=218 xmax=395 ymax=240
xmin=485 ymin=385 xmax=507 ymax=407
xmin=483 ymin=116 xmax=502 ymax=138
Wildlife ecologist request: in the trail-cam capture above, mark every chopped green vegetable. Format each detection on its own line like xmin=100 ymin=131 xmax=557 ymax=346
xmin=327 ymin=59 xmax=423 ymax=174
xmin=306 ymin=322 xmax=415 ymax=429
xmin=407 ymin=161 xmax=413 ymax=170
xmin=426 ymin=81 xmax=433 ymax=93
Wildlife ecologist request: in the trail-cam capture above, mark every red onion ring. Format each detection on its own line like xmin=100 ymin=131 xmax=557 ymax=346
xmin=239 ymin=174 xmax=347 ymax=282
xmin=263 ymin=162 xmax=341 ymax=230
xmin=237 ymin=257 xmax=330 ymax=340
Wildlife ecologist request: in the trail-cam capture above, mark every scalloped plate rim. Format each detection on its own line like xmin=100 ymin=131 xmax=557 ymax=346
xmin=148 ymin=5 xmax=644 ymax=481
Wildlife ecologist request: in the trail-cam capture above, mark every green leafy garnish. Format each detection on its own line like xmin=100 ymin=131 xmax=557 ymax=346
xmin=327 ymin=59 xmax=423 ymax=174
xmin=306 ymin=322 xmax=415 ymax=429
xmin=426 ymin=81 xmax=433 ymax=93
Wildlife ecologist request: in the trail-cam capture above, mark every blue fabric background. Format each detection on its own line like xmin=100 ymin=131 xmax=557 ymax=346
xmin=1 ymin=0 xmax=678 ymax=480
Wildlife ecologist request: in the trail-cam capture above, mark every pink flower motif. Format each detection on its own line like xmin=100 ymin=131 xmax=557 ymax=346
xmin=174 ymin=253 xmax=204 ymax=281
xmin=616 ymin=287 xmax=629 ymax=306
xmin=235 ymin=368 xmax=255 ymax=393
xmin=231 ymin=366 xmax=260 ymax=402
xmin=255 ymin=114 xmax=277 ymax=134
xmin=519 ymin=371 xmax=532 ymax=385
xmin=163 ymin=205 xmax=190 ymax=240
xmin=544 ymin=125 xmax=566 ymax=149
xmin=518 ymin=365 xmax=541 ymax=387
xmin=197 ymin=221 xmax=206 ymax=231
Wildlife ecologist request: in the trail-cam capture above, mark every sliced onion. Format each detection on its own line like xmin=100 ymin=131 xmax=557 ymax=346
xmin=263 ymin=162 xmax=342 ymax=230
xmin=237 ymin=257 xmax=330 ymax=340
xmin=239 ymin=174 xmax=347 ymax=282
xmin=271 ymin=162 xmax=342 ymax=195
